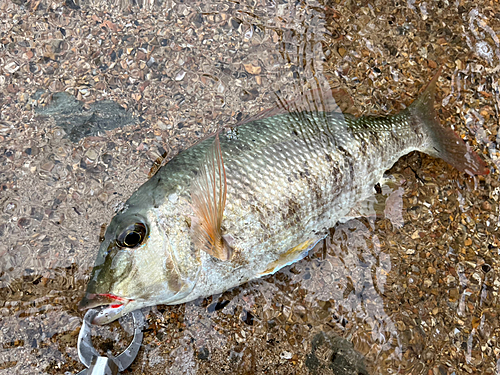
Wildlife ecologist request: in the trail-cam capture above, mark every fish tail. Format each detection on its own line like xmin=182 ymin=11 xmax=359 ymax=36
xmin=409 ymin=68 xmax=489 ymax=176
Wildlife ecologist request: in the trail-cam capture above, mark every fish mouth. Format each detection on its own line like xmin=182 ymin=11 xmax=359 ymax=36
xmin=79 ymin=293 xmax=130 ymax=310
xmin=79 ymin=293 xmax=133 ymax=325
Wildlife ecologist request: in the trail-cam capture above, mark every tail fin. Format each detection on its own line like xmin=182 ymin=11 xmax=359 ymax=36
xmin=409 ymin=68 xmax=489 ymax=176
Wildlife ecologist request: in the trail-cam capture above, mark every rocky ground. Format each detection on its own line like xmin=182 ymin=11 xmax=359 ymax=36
xmin=0 ymin=0 xmax=499 ymax=374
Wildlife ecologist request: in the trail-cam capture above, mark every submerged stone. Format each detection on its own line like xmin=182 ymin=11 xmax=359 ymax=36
xmin=35 ymin=92 xmax=137 ymax=142
xmin=305 ymin=332 xmax=368 ymax=375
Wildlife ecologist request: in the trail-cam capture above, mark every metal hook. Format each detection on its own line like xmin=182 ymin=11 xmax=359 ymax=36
xmin=76 ymin=308 xmax=146 ymax=374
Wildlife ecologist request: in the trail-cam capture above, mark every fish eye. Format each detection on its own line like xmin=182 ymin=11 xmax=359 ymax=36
xmin=117 ymin=223 xmax=147 ymax=248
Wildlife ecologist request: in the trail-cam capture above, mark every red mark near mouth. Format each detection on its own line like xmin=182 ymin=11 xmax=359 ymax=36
xmin=79 ymin=293 xmax=131 ymax=311
xmin=99 ymin=294 xmax=130 ymax=308
xmin=99 ymin=293 xmax=127 ymax=303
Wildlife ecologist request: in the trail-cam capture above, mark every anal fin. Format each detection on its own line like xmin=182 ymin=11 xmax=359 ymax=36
xmin=191 ymin=134 xmax=233 ymax=261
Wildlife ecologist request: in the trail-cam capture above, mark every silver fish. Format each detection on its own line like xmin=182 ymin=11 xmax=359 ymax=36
xmin=79 ymin=71 xmax=488 ymax=324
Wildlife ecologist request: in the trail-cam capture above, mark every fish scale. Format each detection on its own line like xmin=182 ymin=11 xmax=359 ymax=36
xmin=222 ymin=112 xmax=413 ymax=220
xmin=79 ymin=72 xmax=488 ymax=324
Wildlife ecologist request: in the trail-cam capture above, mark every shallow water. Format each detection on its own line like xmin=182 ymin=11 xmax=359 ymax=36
xmin=0 ymin=0 xmax=499 ymax=374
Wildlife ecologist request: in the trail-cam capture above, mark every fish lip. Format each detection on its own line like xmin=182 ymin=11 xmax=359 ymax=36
xmin=78 ymin=292 xmax=131 ymax=311
xmin=79 ymin=293 xmax=135 ymax=325
xmin=91 ymin=302 xmax=131 ymax=325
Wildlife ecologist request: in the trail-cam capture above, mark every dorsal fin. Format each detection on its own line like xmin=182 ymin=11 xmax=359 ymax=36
xmin=234 ymin=87 xmax=355 ymax=127
xmin=191 ymin=134 xmax=232 ymax=261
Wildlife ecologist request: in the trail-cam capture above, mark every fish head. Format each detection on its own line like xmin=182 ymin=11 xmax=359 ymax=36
xmin=79 ymin=201 xmax=200 ymax=325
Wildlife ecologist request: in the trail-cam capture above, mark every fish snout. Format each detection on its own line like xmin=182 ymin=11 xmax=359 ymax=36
xmin=78 ymin=292 xmax=129 ymax=311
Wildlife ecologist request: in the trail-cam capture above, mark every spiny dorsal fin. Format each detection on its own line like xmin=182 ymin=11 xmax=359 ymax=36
xmin=191 ymin=134 xmax=233 ymax=261
xmin=234 ymin=87 xmax=355 ymax=127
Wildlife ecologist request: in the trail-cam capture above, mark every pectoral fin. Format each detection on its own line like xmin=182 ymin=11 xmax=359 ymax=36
xmin=191 ymin=134 xmax=233 ymax=261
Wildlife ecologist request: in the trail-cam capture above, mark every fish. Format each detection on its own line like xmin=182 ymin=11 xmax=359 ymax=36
xmin=79 ymin=70 xmax=488 ymax=324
